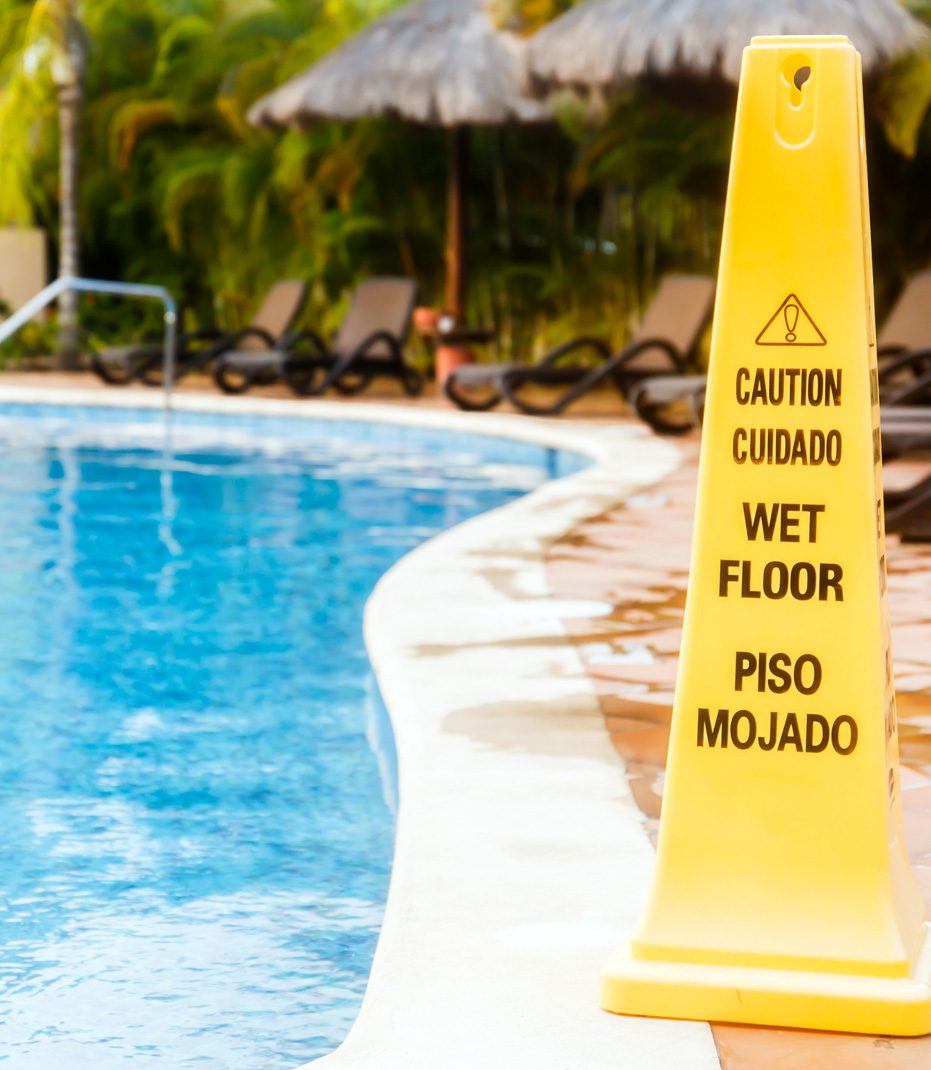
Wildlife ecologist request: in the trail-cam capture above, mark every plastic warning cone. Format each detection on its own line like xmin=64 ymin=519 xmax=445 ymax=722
xmin=601 ymin=36 xmax=931 ymax=1036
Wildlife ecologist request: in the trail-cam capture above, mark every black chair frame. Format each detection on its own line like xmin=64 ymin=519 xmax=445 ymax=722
xmin=498 ymin=337 xmax=685 ymax=417
xmin=881 ymin=347 xmax=931 ymax=406
xmin=632 ymin=379 xmax=707 ymax=435
xmin=138 ymin=326 xmax=272 ymax=386
xmin=93 ymin=325 xmax=282 ymax=388
xmin=443 ymin=336 xmax=611 ymax=413
xmin=281 ymin=329 xmax=423 ymax=398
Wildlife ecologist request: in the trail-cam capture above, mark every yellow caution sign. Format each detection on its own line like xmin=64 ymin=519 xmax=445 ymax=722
xmin=602 ymin=36 xmax=931 ymax=1035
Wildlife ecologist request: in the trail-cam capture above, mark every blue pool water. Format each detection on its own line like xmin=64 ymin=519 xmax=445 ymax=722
xmin=0 ymin=406 xmax=583 ymax=1068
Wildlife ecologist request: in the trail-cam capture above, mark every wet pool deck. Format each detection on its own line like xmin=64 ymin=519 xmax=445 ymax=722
xmin=545 ymin=435 xmax=931 ymax=1069
xmin=6 ymin=371 xmax=931 ymax=1067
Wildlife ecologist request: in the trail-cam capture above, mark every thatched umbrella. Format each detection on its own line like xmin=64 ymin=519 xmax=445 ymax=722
xmin=249 ymin=0 xmax=549 ymax=320
xmin=529 ymin=0 xmax=925 ymax=89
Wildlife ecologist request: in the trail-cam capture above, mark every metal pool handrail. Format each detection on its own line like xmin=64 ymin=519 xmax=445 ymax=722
xmin=0 ymin=276 xmax=178 ymax=408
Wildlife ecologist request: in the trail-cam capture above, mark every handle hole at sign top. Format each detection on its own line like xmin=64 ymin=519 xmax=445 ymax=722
xmin=780 ymin=54 xmax=813 ymax=106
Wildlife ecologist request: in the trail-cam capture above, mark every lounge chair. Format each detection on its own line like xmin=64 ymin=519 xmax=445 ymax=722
xmin=879 ymin=359 xmax=931 ymax=407
xmin=876 ymin=269 xmax=931 ymax=382
xmin=858 ymin=340 xmax=931 ymax=541
xmin=885 ymin=468 xmax=931 ymax=533
xmin=631 ymin=270 xmax=931 ymax=434
xmin=878 ymin=411 xmax=931 ymax=542
xmin=214 ymin=277 xmax=421 ymax=397
xmin=627 ymin=373 xmax=708 ymax=434
xmin=882 ymin=439 xmax=931 ymax=540
xmin=443 ymin=274 xmax=715 ymax=416
xmin=90 ymin=280 xmax=308 ymax=386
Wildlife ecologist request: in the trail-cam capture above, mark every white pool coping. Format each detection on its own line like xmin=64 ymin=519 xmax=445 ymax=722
xmin=0 ymin=385 xmax=721 ymax=1070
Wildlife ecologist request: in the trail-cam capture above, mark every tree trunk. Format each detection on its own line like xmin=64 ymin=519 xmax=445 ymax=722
xmin=444 ymin=126 xmax=468 ymax=321
xmin=56 ymin=78 xmax=82 ymax=369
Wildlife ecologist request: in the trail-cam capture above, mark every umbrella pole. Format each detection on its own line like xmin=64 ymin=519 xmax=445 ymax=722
xmin=445 ymin=125 xmax=468 ymax=320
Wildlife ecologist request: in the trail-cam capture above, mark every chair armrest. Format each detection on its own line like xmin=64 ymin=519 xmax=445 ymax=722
xmin=878 ymin=345 xmax=931 ymax=383
xmin=224 ymin=325 xmax=277 ymax=350
xmin=616 ymin=337 xmax=687 ymax=375
xmin=628 ymin=374 xmax=707 ymax=407
xmin=280 ymin=328 xmax=329 ymax=356
xmin=883 ymin=364 xmax=931 ymax=406
xmin=346 ymin=329 xmax=404 ymax=361
xmin=538 ymin=336 xmax=612 ymax=368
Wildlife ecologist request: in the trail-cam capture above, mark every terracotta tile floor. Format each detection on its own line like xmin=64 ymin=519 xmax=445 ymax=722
xmin=546 ymin=434 xmax=931 ymax=1068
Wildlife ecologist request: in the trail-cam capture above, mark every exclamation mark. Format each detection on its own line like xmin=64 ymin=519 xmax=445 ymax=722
xmin=784 ymin=303 xmax=799 ymax=342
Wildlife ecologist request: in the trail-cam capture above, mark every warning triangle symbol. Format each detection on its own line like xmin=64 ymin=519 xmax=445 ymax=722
xmin=755 ymin=294 xmax=827 ymax=346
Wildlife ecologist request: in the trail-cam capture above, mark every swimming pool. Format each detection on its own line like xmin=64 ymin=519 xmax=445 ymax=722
xmin=0 ymin=404 xmax=584 ymax=1068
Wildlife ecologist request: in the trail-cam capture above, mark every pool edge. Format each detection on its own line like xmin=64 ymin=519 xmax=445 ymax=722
xmin=313 ymin=408 xmax=720 ymax=1068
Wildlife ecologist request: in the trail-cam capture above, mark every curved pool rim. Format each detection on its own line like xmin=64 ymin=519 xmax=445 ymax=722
xmin=0 ymin=385 xmax=719 ymax=1070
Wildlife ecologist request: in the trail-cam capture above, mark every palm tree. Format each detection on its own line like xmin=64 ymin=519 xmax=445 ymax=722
xmin=49 ymin=1 xmax=87 ymax=367
xmin=0 ymin=0 xmax=86 ymax=368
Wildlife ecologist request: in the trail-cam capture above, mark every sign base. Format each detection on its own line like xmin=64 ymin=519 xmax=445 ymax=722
xmin=603 ymin=922 xmax=931 ymax=1035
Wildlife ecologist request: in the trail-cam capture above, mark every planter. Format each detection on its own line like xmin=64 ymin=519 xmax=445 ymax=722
xmin=435 ymin=344 xmax=474 ymax=387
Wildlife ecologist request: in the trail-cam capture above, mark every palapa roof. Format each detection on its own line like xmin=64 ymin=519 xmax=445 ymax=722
xmin=529 ymin=0 xmax=926 ymax=89
xmin=249 ymin=0 xmax=549 ymax=128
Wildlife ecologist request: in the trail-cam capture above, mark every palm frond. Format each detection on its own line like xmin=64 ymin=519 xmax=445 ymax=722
xmin=876 ymin=48 xmax=931 ymax=157
xmin=109 ymin=97 xmax=178 ymax=170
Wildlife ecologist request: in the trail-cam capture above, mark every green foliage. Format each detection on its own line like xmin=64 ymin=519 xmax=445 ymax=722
xmin=876 ymin=47 xmax=931 ymax=159
xmin=493 ymin=0 xmax=573 ymax=34
xmin=0 ymin=289 xmax=167 ymax=365
xmin=0 ymin=311 xmax=58 ymax=366
xmin=0 ymin=0 xmax=929 ymax=365
xmin=0 ymin=0 xmax=60 ymax=224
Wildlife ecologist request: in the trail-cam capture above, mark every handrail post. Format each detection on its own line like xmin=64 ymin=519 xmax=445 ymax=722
xmin=0 ymin=275 xmax=179 ymax=410
xmin=162 ymin=303 xmax=177 ymax=406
